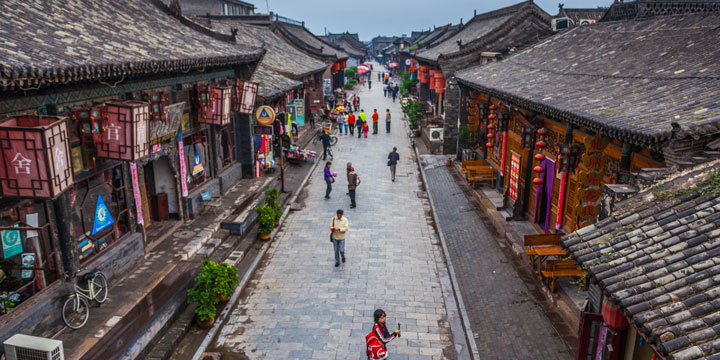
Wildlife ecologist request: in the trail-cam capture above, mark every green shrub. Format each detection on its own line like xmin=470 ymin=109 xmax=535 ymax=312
xmin=255 ymin=204 xmax=275 ymax=235
xmin=264 ymin=186 xmax=282 ymax=223
xmin=187 ymin=259 xmax=220 ymax=322
xmin=399 ymin=79 xmax=414 ymax=97
xmin=344 ymin=66 xmax=358 ymax=79
xmin=213 ymin=262 xmax=240 ymax=298
xmin=402 ymin=100 xmax=424 ymax=130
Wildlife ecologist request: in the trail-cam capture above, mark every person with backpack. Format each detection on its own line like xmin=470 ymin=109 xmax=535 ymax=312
xmin=366 ymin=309 xmax=400 ymax=360
xmin=347 ymin=162 xmax=359 ymax=208
xmin=329 ymin=209 xmax=348 ymax=267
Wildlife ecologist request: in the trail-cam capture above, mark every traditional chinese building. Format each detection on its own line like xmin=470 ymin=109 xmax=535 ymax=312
xmin=322 ymin=32 xmax=368 ymax=68
xmin=561 ymin=160 xmax=720 ymax=360
xmin=454 ymin=0 xmax=720 ymax=236
xmin=0 ymin=0 xmax=263 ymax=343
xmin=168 ymin=0 xmax=256 ymax=16
xmin=415 ymin=1 xmax=553 ymax=155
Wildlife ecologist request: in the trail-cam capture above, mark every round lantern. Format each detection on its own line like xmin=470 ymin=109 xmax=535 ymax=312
xmin=533 ymin=166 xmax=544 ymax=173
xmin=486 ymin=142 xmax=493 ymax=148
xmin=536 ymin=140 xmax=547 ymax=148
xmin=489 ymin=105 xmax=497 ymax=111
xmin=487 ymin=124 xmax=496 ymax=130
xmin=488 ymin=113 xmax=497 ymax=120
xmin=532 ymin=178 xmax=544 ymax=185
xmin=534 ymin=154 xmax=546 ymax=161
xmin=536 ymin=128 xmax=548 ymax=136
xmin=602 ymin=298 xmax=629 ymax=330
xmin=486 ymin=133 xmax=494 ymax=139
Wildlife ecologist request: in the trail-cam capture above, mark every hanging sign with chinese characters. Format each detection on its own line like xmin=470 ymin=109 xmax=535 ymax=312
xmin=0 ymin=116 xmax=73 ymax=198
xmin=578 ymin=187 xmax=602 ymax=203
xmin=96 ymin=101 xmax=150 ymax=161
xmin=178 ymin=136 xmax=188 ymax=198
xmin=508 ymin=152 xmax=521 ymax=201
xmin=129 ymin=163 xmax=144 ymax=225
xmin=580 ymin=170 xmax=603 ymax=187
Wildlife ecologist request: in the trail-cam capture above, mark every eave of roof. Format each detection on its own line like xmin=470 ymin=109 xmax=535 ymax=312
xmin=273 ymin=22 xmax=349 ymax=61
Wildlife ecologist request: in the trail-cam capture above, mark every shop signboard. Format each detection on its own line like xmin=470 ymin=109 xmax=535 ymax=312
xmin=253 ymin=126 xmax=273 ymax=135
xmin=323 ymin=79 xmax=331 ymax=97
xmin=91 ymin=195 xmax=115 ymax=235
xmin=293 ymin=99 xmax=305 ymax=126
xmin=2 ymin=225 xmax=22 ymax=259
xmin=255 ymin=106 xmax=275 ymax=126
xmin=129 ymin=163 xmax=144 ymax=225
xmin=178 ymin=136 xmax=188 ymax=197
xmin=508 ymin=152 xmax=521 ymax=201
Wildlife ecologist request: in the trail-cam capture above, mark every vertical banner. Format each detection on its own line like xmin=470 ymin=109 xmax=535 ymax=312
xmin=129 ymin=163 xmax=144 ymax=225
xmin=556 ymin=171 xmax=568 ymax=230
xmin=500 ymin=132 xmax=508 ymax=177
xmin=508 ymin=152 xmax=520 ymax=201
xmin=293 ymin=99 xmax=305 ymax=126
xmin=323 ymin=79 xmax=331 ymax=97
xmin=178 ymin=139 xmax=189 ymax=197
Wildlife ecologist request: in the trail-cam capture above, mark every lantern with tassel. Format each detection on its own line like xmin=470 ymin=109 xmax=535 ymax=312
xmin=533 ymin=178 xmax=544 ymax=185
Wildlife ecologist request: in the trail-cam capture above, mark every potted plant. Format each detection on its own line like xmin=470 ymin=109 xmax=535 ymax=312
xmin=264 ymin=186 xmax=282 ymax=226
xmin=187 ymin=260 xmax=219 ymax=328
xmin=213 ymin=262 xmax=240 ymax=302
xmin=255 ymin=204 xmax=275 ymax=240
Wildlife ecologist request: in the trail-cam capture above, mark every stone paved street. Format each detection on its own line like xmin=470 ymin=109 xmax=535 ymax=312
xmin=211 ymin=64 xmax=462 ymax=359
xmin=420 ymin=157 xmax=572 ymax=360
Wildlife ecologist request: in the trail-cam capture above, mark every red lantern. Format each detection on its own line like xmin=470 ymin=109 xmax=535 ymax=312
xmin=0 ymin=116 xmax=74 ymax=198
xmin=533 ymin=166 xmax=544 ymax=173
xmin=486 ymin=142 xmax=493 ymax=148
xmin=486 ymin=133 xmax=494 ymax=139
xmin=96 ymin=101 xmax=150 ymax=161
xmin=533 ymin=178 xmax=544 ymax=185
xmin=489 ymin=105 xmax=497 ymax=111
xmin=536 ymin=128 xmax=548 ymax=136
xmin=536 ymin=140 xmax=547 ymax=148
xmin=602 ymin=298 xmax=629 ymax=330
xmin=487 ymin=124 xmax=496 ymax=130
xmin=488 ymin=113 xmax=497 ymax=120
xmin=534 ymin=153 xmax=546 ymax=161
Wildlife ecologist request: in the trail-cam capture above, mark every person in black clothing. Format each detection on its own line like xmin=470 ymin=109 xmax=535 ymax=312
xmin=320 ymin=132 xmax=332 ymax=160
xmin=387 ymin=147 xmax=400 ymax=181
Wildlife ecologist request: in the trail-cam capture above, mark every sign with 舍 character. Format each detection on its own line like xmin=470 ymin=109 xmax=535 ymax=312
xmin=578 ymin=187 xmax=601 ymax=203
xmin=508 ymin=152 xmax=521 ymax=201
xmin=577 ymin=204 xmax=600 ymax=218
xmin=580 ymin=170 xmax=602 ymax=187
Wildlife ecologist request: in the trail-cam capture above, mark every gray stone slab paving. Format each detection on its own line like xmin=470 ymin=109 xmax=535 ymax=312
xmin=420 ymin=155 xmax=573 ymax=360
xmin=212 ymin=64 xmax=463 ymax=359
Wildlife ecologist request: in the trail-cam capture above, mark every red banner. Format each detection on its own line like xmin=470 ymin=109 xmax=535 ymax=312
xmin=509 ymin=152 xmax=520 ymax=201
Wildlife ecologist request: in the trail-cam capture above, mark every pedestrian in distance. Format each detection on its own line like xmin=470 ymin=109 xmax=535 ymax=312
xmin=362 ymin=121 xmax=369 ymax=138
xmin=347 ymin=162 xmax=358 ymax=208
xmin=391 ymin=85 xmax=398 ymax=103
xmin=372 ymin=109 xmax=379 ymax=135
xmin=329 ymin=209 xmax=348 ymax=267
xmin=388 ymin=147 xmax=399 ymax=181
xmin=347 ymin=110 xmax=356 ymax=136
xmin=377 ymin=72 xmax=381 ymax=82
xmin=324 ymin=161 xmax=334 ymax=199
xmin=366 ymin=309 xmax=400 ymax=360
xmin=320 ymin=132 xmax=332 ymax=160
xmin=368 ymin=79 xmax=372 ymax=90
xmin=337 ymin=111 xmax=346 ymax=135
xmin=383 ymin=83 xmax=388 ymax=97
xmin=358 ymin=109 xmax=366 ymax=138
xmin=385 ymin=109 xmax=391 ymax=133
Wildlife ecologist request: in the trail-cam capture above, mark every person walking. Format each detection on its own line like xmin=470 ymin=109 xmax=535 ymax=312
xmin=362 ymin=120 xmax=369 ymax=138
xmin=358 ymin=109 xmax=367 ymax=138
xmin=383 ymin=83 xmax=388 ymax=97
xmin=320 ymin=132 xmax=332 ymax=160
xmin=391 ymin=85 xmax=398 ymax=103
xmin=337 ymin=111 xmax=346 ymax=135
xmin=347 ymin=110 xmax=356 ymax=136
xmin=355 ymin=96 xmax=360 ymax=111
xmin=347 ymin=162 xmax=358 ymax=208
xmin=368 ymin=309 xmax=400 ymax=358
xmin=371 ymin=109 xmax=379 ymax=135
xmin=324 ymin=161 xmax=334 ymax=199
xmin=368 ymin=79 xmax=372 ymax=90
xmin=377 ymin=72 xmax=381 ymax=81
xmin=387 ymin=147 xmax=399 ymax=181
xmin=329 ymin=209 xmax=348 ymax=267
xmin=385 ymin=109 xmax=391 ymax=133
xmin=356 ymin=116 xmax=363 ymax=138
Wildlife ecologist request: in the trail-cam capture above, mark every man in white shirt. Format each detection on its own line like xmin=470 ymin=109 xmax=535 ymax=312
xmin=330 ymin=209 xmax=349 ymax=267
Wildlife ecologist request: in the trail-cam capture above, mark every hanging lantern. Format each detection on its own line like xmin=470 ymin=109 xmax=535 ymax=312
xmin=533 ymin=166 xmax=544 ymax=173
xmin=488 ymin=113 xmax=497 ymax=120
xmin=537 ymin=128 xmax=548 ymax=136
xmin=532 ymin=178 xmax=544 ymax=185
xmin=489 ymin=105 xmax=497 ymax=111
xmin=486 ymin=142 xmax=493 ymax=148
xmin=486 ymin=133 xmax=494 ymax=139
xmin=534 ymin=153 xmax=546 ymax=161
xmin=602 ymin=298 xmax=629 ymax=330
xmin=487 ymin=124 xmax=496 ymax=130
xmin=536 ymin=140 xmax=547 ymax=148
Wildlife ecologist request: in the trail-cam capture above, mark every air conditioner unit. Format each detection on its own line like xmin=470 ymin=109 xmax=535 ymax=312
xmin=579 ymin=19 xmax=597 ymax=25
xmin=429 ymin=128 xmax=444 ymax=142
xmin=552 ymin=17 xmax=571 ymax=31
xmin=4 ymin=334 xmax=64 ymax=360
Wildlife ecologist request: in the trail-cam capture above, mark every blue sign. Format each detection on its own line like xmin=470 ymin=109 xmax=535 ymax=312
xmin=91 ymin=195 xmax=115 ymax=235
xmin=2 ymin=225 xmax=22 ymax=259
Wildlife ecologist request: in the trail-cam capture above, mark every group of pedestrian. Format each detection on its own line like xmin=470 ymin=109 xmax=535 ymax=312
xmin=384 ymin=83 xmax=399 ymax=102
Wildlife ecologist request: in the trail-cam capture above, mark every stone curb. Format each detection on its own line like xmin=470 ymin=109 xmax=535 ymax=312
xmin=414 ymin=146 xmax=481 ymax=359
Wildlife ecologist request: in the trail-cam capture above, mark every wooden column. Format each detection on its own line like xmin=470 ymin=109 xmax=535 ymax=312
xmin=53 ymin=191 xmax=79 ymax=278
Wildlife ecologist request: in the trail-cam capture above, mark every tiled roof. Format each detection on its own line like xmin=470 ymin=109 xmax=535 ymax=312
xmin=561 ymin=161 xmax=720 ymax=360
xmin=274 ymin=22 xmax=349 ymax=60
xmin=456 ymin=11 xmax=720 ymax=144
xmin=209 ymin=21 xmax=326 ymax=78
xmin=252 ymin=65 xmax=302 ymax=100
xmin=414 ymin=24 xmax=460 ymax=52
xmin=416 ymin=1 xmax=550 ymax=63
xmin=0 ymin=0 xmax=264 ymax=89
xmin=600 ymin=0 xmax=720 ymax=22
xmin=556 ymin=6 xmax=608 ymax=22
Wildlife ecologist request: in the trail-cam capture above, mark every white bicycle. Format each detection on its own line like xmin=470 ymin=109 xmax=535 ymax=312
xmin=62 ymin=268 xmax=108 ymax=329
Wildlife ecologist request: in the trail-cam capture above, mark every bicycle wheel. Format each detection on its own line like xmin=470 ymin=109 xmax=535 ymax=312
xmin=330 ymin=136 xmax=338 ymax=146
xmin=62 ymin=295 xmax=90 ymax=329
xmin=93 ymin=273 xmax=108 ymax=304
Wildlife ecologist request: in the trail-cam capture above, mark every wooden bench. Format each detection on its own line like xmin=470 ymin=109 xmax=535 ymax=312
xmin=524 ymin=233 xmax=564 ymax=269
xmin=541 ymin=259 xmax=586 ymax=293
xmin=467 ymin=166 xmax=496 ymax=187
xmin=461 ymin=160 xmax=488 ymax=174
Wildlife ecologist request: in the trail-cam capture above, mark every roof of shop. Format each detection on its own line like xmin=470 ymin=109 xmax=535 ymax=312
xmin=561 ymin=160 xmax=720 ymax=360
xmin=0 ymin=0 xmax=265 ymax=89
xmin=273 ymin=22 xmax=349 ymax=60
xmin=456 ymin=9 xmax=720 ymax=145
xmin=416 ymin=1 xmax=551 ymax=63
xmin=210 ymin=21 xmax=326 ymax=78
xmin=252 ymin=65 xmax=302 ymax=100
xmin=555 ymin=5 xmax=608 ymax=23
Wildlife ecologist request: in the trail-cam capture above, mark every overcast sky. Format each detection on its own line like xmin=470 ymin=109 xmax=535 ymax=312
xmin=261 ymin=0 xmax=610 ymax=41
